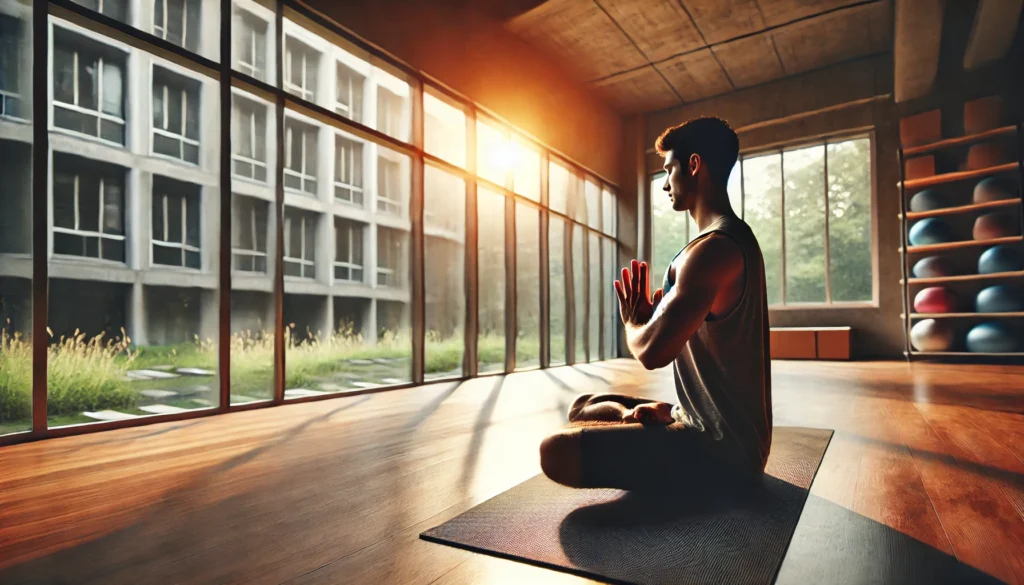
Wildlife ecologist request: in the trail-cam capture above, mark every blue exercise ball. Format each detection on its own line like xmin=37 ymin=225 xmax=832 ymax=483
xmin=976 ymin=285 xmax=1024 ymax=313
xmin=910 ymin=190 xmax=947 ymax=212
xmin=909 ymin=218 xmax=955 ymax=246
xmin=973 ymin=177 xmax=1019 ymax=203
xmin=978 ymin=246 xmax=1024 ymax=274
xmin=966 ymin=322 xmax=1021 ymax=353
xmin=913 ymin=256 xmax=957 ymax=278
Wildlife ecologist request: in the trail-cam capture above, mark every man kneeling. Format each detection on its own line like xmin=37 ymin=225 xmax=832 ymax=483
xmin=539 ymin=117 xmax=772 ymax=491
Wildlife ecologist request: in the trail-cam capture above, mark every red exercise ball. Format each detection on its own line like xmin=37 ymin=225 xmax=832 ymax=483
xmin=914 ymin=286 xmax=958 ymax=313
xmin=973 ymin=212 xmax=1020 ymax=240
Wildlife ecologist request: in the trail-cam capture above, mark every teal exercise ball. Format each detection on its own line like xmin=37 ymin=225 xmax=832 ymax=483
xmin=966 ymin=322 xmax=1021 ymax=353
xmin=973 ymin=177 xmax=1018 ymax=203
xmin=909 ymin=218 xmax=954 ymax=246
xmin=910 ymin=319 xmax=955 ymax=351
xmin=912 ymin=256 xmax=956 ymax=278
xmin=976 ymin=285 xmax=1024 ymax=313
xmin=909 ymin=190 xmax=947 ymax=212
xmin=979 ymin=246 xmax=1024 ymax=274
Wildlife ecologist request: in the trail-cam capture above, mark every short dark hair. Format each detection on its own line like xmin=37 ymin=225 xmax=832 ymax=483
xmin=654 ymin=117 xmax=739 ymax=188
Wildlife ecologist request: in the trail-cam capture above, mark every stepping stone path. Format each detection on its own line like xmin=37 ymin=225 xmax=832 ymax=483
xmin=348 ymin=359 xmax=374 ymax=366
xmin=140 ymin=404 xmax=190 ymax=415
xmin=140 ymin=389 xmax=179 ymax=399
xmin=82 ymin=410 xmax=138 ymax=421
xmin=351 ymin=381 xmax=381 ymax=389
xmin=381 ymin=378 xmax=405 ymax=384
xmin=285 ymin=388 xmax=327 ymax=398
xmin=126 ymin=369 xmax=181 ymax=380
xmin=150 ymin=365 xmax=175 ymax=371
xmin=318 ymin=383 xmax=346 ymax=392
xmin=373 ymin=358 xmax=398 ymax=364
xmin=177 ymin=367 xmax=215 ymax=376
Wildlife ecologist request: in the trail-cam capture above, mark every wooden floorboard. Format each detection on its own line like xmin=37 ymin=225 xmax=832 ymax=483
xmin=0 ymin=360 xmax=1023 ymax=584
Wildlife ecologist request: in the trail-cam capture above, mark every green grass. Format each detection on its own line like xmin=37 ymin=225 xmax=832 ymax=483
xmin=0 ymin=326 xmax=547 ymax=432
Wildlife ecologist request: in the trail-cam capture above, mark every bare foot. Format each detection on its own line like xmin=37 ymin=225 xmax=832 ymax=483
xmin=623 ymin=402 xmax=674 ymax=425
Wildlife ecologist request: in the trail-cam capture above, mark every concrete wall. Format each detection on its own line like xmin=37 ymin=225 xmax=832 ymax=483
xmin=305 ymin=0 xmax=624 ymax=185
xmin=642 ymin=55 xmax=904 ymax=358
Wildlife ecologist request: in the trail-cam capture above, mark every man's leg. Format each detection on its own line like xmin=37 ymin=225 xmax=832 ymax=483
xmin=568 ymin=393 xmax=674 ymax=424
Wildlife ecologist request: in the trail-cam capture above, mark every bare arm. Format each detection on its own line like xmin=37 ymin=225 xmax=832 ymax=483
xmin=616 ymin=234 xmax=744 ymax=370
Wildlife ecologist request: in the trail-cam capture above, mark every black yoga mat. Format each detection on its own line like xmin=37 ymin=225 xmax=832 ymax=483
xmin=421 ymin=426 xmax=832 ymax=585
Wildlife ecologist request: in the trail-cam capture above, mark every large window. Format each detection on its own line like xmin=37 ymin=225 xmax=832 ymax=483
xmin=478 ymin=187 xmax=506 ymax=373
xmin=52 ymin=27 xmax=126 ymax=144
xmin=231 ymin=195 xmax=269 ymax=273
xmin=73 ymin=0 xmax=128 ymax=22
xmin=151 ymin=176 xmax=201 ymax=269
xmin=335 ymin=62 xmax=364 ymax=122
xmin=284 ymin=117 xmax=317 ymax=195
xmin=516 ymin=203 xmax=540 ymax=369
xmin=52 ymin=153 xmax=125 ymax=262
xmin=333 ymin=217 xmax=364 ymax=283
xmin=152 ymin=66 xmax=201 ymax=164
xmin=234 ymin=8 xmax=267 ymax=80
xmin=283 ymin=207 xmax=316 ymax=279
xmin=424 ymin=166 xmax=466 ymax=380
xmin=0 ymin=15 xmax=24 ymax=119
xmin=376 ymin=226 xmax=406 ymax=288
xmin=334 ymin=134 xmax=363 ymax=205
xmin=232 ymin=92 xmax=268 ymax=182
xmin=549 ymin=216 xmax=566 ymax=366
xmin=283 ymin=35 xmax=317 ymax=101
xmin=377 ymin=151 xmax=404 ymax=214
xmin=153 ymin=0 xmax=200 ymax=52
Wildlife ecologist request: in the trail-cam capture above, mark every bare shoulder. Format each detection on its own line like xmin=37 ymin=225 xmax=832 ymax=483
xmin=676 ymin=232 xmax=744 ymax=286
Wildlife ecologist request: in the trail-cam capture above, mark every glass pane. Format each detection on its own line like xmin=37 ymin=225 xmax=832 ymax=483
xmin=424 ymin=91 xmax=466 ymax=169
xmin=588 ymin=232 xmax=600 ymax=362
xmin=424 ymin=166 xmax=465 ymax=380
xmin=0 ymin=6 xmax=31 ymax=434
xmin=232 ymin=1 xmax=274 ymax=85
xmin=549 ymin=215 xmax=566 ymax=366
xmin=602 ymin=188 xmax=616 ymax=237
xmin=828 ymin=138 xmax=873 ymax=302
xmin=585 ymin=180 xmax=600 ymax=228
xmin=572 ymin=224 xmax=585 ymax=363
xmin=743 ymin=154 xmax=783 ymax=306
xmin=783 ymin=146 xmax=826 ymax=303
xmin=375 ymin=70 xmax=412 ymax=143
xmin=651 ymin=172 xmax=686 ymax=292
xmin=727 ymin=162 xmax=742 ymax=219
xmin=376 ymin=147 xmax=410 ymax=217
xmin=478 ymin=187 xmax=505 ymax=374
xmin=515 ymin=203 xmax=539 ymax=370
xmin=511 ymin=136 xmax=540 ymax=201
xmin=47 ymin=53 xmax=219 ymax=428
xmin=602 ymin=237 xmax=617 ymax=360
xmin=476 ymin=120 xmax=508 ymax=187
xmin=548 ymin=161 xmax=572 ymax=215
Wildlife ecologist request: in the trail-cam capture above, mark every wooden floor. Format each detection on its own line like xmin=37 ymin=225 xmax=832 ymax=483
xmin=1 ymin=359 xmax=1023 ymax=584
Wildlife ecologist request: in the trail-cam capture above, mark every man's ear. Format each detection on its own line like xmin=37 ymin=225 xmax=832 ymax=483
xmin=689 ymin=153 xmax=701 ymax=177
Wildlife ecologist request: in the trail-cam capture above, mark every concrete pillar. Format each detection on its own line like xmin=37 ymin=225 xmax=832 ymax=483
xmin=316 ymin=211 xmax=332 ymax=285
xmin=366 ymin=222 xmax=378 ymax=288
xmin=321 ymin=294 xmax=334 ymax=340
xmin=127 ymin=282 xmax=148 ymax=346
xmin=199 ymin=288 xmax=218 ymax=343
xmin=364 ymin=298 xmax=378 ymax=344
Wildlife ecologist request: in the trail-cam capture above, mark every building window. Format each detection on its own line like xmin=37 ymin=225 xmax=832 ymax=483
xmin=334 ymin=217 xmax=364 ymax=282
xmin=152 ymin=67 xmax=200 ymax=164
xmin=284 ymin=36 xmax=317 ymax=101
xmin=0 ymin=15 xmax=24 ymax=119
xmin=377 ymin=86 xmax=402 ymax=137
xmin=334 ymin=135 xmax=363 ymax=205
xmin=153 ymin=0 xmax=200 ymax=52
xmin=283 ymin=207 xmax=316 ymax=278
xmin=231 ymin=195 xmax=268 ymax=273
xmin=72 ymin=0 xmax=129 ymax=22
xmin=376 ymin=227 xmax=405 ymax=287
xmin=232 ymin=94 xmax=267 ymax=182
xmin=377 ymin=155 xmax=402 ymax=214
xmin=52 ymin=27 xmax=126 ymax=145
xmin=52 ymin=153 xmax=125 ymax=262
xmin=284 ymin=117 xmax=317 ymax=195
xmin=335 ymin=62 xmax=363 ymax=122
xmin=151 ymin=176 xmax=201 ymax=269
xmin=233 ymin=9 xmax=267 ymax=80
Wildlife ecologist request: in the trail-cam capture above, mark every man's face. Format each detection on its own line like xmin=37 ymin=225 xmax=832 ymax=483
xmin=662 ymin=151 xmax=694 ymax=213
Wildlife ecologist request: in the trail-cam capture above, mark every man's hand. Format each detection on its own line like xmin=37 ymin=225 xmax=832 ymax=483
xmin=614 ymin=259 xmax=664 ymax=327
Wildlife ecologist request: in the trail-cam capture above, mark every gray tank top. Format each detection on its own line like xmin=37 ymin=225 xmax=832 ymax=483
xmin=662 ymin=215 xmax=773 ymax=474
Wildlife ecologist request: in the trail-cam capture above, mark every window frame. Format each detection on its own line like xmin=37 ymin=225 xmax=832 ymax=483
xmin=333 ymin=216 xmax=364 ymax=283
xmin=233 ymin=7 xmax=267 ymax=80
xmin=150 ymin=180 xmax=202 ymax=270
xmin=283 ymin=34 xmax=317 ymax=102
xmin=333 ymin=132 xmax=364 ymax=205
xmin=50 ymin=23 xmax=128 ymax=146
xmin=335 ymin=60 xmax=364 ymax=122
xmin=231 ymin=90 xmax=269 ymax=183
xmin=283 ymin=115 xmax=318 ymax=195
xmin=152 ymin=0 xmax=199 ymax=53
xmin=231 ymin=195 xmax=269 ymax=274
xmin=150 ymin=63 xmax=202 ymax=165
xmin=282 ymin=207 xmax=316 ymax=279
xmin=51 ymin=164 xmax=127 ymax=264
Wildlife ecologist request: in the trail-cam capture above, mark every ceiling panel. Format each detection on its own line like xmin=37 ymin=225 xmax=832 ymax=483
xmin=506 ymin=0 xmax=648 ymax=80
xmin=587 ymin=66 xmax=682 ymax=113
xmin=681 ymin=0 xmax=766 ymax=44
xmin=757 ymin=0 xmax=870 ymax=27
xmin=712 ymin=34 xmax=785 ymax=88
xmin=772 ymin=1 xmax=892 ymax=75
xmin=598 ymin=0 xmax=705 ymax=61
xmin=656 ymin=49 xmax=734 ymax=101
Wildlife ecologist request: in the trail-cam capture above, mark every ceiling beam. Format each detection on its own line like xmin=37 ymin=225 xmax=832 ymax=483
xmin=893 ymin=0 xmax=944 ymax=103
xmin=963 ymin=0 xmax=1024 ymax=71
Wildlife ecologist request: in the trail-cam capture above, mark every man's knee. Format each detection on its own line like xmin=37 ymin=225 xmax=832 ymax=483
xmin=568 ymin=393 xmax=594 ymax=421
xmin=539 ymin=429 xmax=584 ymax=487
